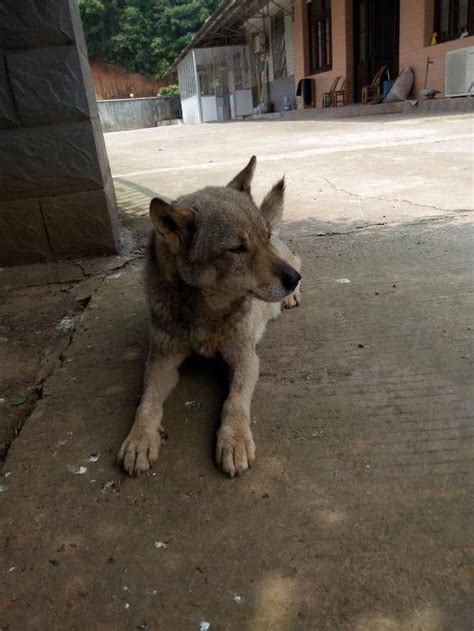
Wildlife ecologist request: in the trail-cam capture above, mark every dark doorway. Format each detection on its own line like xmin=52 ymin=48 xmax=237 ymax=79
xmin=353 ymin=0 xmax=400 ymax=102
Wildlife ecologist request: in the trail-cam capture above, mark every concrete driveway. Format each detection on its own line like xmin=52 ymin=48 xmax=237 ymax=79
xmin=1 ymin=113 xmax=473 ymax=630
xmin=108 ymin=113 xmax=473 ymax=237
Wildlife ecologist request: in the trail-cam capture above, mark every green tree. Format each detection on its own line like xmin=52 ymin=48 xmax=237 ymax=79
xmin=110 ymin=3 xmax=163 ymax=75
xmin=157 ymin=0 xmax=220 ymax=74
xmin=77 ymin=0 xmax=121 ymax=62
xmin=78 ymin=0 xmax=221 ymax=79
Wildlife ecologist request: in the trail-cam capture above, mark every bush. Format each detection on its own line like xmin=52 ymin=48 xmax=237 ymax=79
xmin=159 ymin=85 xmax=180 ymax=97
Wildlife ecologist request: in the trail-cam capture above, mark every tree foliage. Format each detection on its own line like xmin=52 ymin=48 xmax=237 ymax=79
xmin=78 ymin=0 xmax=220 ymax=78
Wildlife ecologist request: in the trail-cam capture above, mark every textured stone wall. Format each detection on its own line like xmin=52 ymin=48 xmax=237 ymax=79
xmin=0 ymin=0 xmax=119 ymax=265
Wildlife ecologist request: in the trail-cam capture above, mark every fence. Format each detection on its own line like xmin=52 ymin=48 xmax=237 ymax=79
xmin=98 ymin=96 xmax=182 ymax=132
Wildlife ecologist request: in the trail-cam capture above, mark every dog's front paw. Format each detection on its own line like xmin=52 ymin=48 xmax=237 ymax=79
xmin=117 ymin=428 xmax=163 ymax=476
xmin=216 ymin=424 xmax=256 ymax=478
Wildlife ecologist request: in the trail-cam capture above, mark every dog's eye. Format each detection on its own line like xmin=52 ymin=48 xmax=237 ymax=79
xmin=228 ymin=244 xmax=247 ymax=254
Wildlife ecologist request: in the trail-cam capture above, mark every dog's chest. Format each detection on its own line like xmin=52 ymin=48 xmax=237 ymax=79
xmin=189 ymin=308 xmax=246 ymax=357
xmin=190 ymin=325 xmax=225 ymax=358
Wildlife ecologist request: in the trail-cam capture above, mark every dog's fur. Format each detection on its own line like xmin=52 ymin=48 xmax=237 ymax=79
xmin=117 ymin=156 xmax=301 ymax=477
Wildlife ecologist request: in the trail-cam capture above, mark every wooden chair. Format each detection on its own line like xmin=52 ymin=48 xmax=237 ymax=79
xmin=322 ymin=76 xmax=341 ymax=108
xmin=333 ymin=77 xmax=348 ymax=106
xmin=361 ymin=66 xmax=388 ymax=104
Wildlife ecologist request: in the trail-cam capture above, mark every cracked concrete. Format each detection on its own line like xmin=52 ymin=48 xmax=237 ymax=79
xmin=0 ymin=254 xmax=132 ymax=460
xmin=1 ymin=112 xmax=473 ymax=629
xmin=321 ymin=176 xmax=468 ymax=214
xmin=106 ymin=112 xmax=473 ymax=239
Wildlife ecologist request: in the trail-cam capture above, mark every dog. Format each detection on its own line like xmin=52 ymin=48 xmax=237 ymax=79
xmin=117 ymin=156 xmax=301 ymax=477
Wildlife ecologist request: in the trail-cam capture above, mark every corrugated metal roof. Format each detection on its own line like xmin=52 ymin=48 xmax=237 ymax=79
xmin=166 ymin=0 xmax=288 ymax=77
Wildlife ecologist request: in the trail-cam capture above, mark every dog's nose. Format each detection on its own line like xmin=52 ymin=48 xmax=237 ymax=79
xmin=281 ymin=267 xmax=301 ymax=292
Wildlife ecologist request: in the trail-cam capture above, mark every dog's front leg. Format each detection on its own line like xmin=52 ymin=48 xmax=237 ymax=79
xmin=217 ymin=346 xmax=259 ymax=477
xmin=118 ymin=351 xmax=185 ymax=475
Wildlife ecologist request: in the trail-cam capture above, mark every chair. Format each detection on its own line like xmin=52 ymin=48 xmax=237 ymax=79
xmin=322 ymin=76 xmax=341 ymax=108
xmin=333 ymin=77 xmax=348 ymax=106
xmin=361 ymin=66 xmax=388 ymax=104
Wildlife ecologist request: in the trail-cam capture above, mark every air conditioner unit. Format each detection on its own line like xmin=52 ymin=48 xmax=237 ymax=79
xmin=252 ymin=33 xmax=266 ymax=54
xmin=445 ymin=46 xmax=474 ymax=97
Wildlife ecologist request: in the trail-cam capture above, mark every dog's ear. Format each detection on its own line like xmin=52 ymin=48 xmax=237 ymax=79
xmin=227 ymin=155 xmax=257 ymax=193
xmin=260 ymin=177 xmax=285 ymax=228
xmin=150 ymin=196 xmax=195 ymax=251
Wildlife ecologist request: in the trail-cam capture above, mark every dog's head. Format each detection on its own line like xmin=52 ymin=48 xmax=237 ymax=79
xmin=149 ymin=156 xmax=300 ymax=302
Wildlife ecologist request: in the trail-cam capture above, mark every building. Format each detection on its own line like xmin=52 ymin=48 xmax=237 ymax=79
xmin=170 ymin=0 xmax=474 ymax=123
xmin=169 ymin=0 xmax=295 ymax=123
xmin=294 ymin=0 xmax=474 ymax=104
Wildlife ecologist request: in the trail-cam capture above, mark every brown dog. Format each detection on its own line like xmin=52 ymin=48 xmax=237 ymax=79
xmin=118 ymin=156 xmax=301 ymax=477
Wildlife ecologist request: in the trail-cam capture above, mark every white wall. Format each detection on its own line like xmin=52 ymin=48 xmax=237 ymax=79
xmin=180 ymin=95 xmax=201 ymax=124
xmin=178 ymin=51 xmax=201 ymax=124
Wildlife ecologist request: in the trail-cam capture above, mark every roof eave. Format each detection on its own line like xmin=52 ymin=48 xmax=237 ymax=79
xmin=164 ymin=0 xmax=270 ymax=79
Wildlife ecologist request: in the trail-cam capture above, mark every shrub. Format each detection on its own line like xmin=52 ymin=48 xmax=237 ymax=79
xmin=159 ymin=85 xmax=180 ymax=97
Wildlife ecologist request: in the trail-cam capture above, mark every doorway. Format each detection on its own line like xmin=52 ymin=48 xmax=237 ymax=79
xmin=353 ymin=0 xmax=400 ymax=102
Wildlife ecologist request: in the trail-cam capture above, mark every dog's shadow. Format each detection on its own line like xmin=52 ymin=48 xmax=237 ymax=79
xmin=163 ymin=354 xmax=230 ymax=464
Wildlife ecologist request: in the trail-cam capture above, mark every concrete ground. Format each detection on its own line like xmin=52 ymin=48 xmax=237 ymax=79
xmin=1 ymin=112 xmax=473 ymax=630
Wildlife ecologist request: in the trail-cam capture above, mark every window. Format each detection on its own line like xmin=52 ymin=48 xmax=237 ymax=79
xmin=434 ymin=0 xmax=473 ymax=42
xmin=271 ymin=13 xmax=287 ymax=80
xmin=307 ymin=0 xmax=332 ymax=73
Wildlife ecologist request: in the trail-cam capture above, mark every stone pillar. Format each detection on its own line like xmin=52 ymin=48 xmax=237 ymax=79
xmin=0 ymin=0 xmax=119 ymax=265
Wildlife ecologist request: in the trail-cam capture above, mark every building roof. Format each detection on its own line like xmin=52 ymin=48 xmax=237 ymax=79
xmin=166 ymin=0 xmax=291 ymax=77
